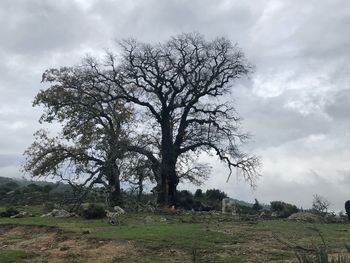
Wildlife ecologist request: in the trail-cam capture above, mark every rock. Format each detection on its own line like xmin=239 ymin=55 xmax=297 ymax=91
xmin=288 ymin=212 xmax=323 ymax=223
xmin=259 ymin=211 xmax=266 ymax=218
xmin=113 ymin=206 xmax=125 ymax=215
xmin=106 ymin=211 xmax=120 ymax=225
xmin=10 ymin=211 xmax=27 ymax=218
xmin=41 ymin=209 xmax=72 ymax=218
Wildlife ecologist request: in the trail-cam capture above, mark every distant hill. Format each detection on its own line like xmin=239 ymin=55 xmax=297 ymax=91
xmin=0 ymin=176 xmax=71 ymax=193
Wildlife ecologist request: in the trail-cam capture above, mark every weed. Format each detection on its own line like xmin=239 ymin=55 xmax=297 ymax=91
xmin=0 ymin=250 xmax=35 ymax=263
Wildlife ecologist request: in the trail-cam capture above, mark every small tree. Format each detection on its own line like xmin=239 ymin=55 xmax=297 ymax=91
xmin=252 ymin=198 xmax=262 ymax=211
xmin=205 ymin=189 xmax=227 ymax=201
xmin=312 ymin=194 xmax=331 ymax=216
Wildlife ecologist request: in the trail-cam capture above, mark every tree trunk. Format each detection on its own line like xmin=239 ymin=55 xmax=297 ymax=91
xmin=107 ymin=164 xmax=122 ymax=207
xmin=158 ymin=116 xmax=178 ymax=207
xmin=137 ymin=174 xmax=144 ymax=202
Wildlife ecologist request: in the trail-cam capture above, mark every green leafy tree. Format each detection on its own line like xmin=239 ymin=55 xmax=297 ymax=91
xmin=206 ymin=189 xmax=227 ymax=201
xmin=23 ymin=66 xmax=135 ymax=207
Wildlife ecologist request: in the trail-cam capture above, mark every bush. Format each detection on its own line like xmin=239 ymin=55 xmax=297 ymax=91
xmin=194 ymin=189 xmax=203 ymax=199
xmin=271 ymin=201 xmax=299 ymax=218
xmin=312 ymin=194 xmax=331 ymax=216
xmin=205 ymin=189 xmax=227 ymax=202
xmin=295 ymin=230 xmax=350 ymax=263
xmin=80 ymin=203 xmax=106 ymax=219
xmin=177 ymin=190 xmax=194 ymax=210
xmin=252 ymin=198 xmax=263 ymax=211
xmin=0 ymin=207 xmax=19 ymax=217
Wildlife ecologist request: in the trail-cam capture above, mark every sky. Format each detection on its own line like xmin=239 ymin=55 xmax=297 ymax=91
xmin=1 ymin=0 xmax=350 ymax=211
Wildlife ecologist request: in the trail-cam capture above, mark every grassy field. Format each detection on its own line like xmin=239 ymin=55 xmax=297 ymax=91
xmin=0 ymin=207 xmax=349 ymax=262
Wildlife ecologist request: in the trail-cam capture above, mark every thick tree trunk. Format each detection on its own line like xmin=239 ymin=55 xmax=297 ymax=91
xmin=167 ymin=163 xmax=178 ymax=206
xmin=158 ymin=116 xmax=178 ymax=207
xmin=107 ymin=164 xmax=122 ymax=207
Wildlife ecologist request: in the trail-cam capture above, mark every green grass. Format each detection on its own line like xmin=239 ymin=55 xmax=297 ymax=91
xmin=0 ymin=250 xmax=35 ymax=263
xmin=1 ymin=213 xmax=350 ymax=262
xmin=256 ymin=220 xmax=350 ymax=248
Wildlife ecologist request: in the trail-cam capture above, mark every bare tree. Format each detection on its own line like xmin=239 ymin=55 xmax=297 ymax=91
xmin=86 ymin=32 xmax=260 ymax=205
xmin=312 ymin=194 xmax=331 ymax=215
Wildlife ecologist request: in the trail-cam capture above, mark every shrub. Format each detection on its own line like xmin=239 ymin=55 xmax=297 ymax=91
xmin=194 ymin=189 xmax=203 ymax=199
xmin=252 ymin=198 xmax=263 ymax=211
xmin=271 ymin=201 xmax=299 ymax=218
xmin=296 ymin=246 xmax=350 ymax=263
xmin=205 ymin=189 xmax=227 ymax=202
xmin=295 ymin=230 xmax=350 ymax=263
xmin=80 ymin=203 xmax=106 ymax=219
xmin=312 ymin=194 xmax=331 ymax=216
xmin=0 ymin=207 xmax=19 ymax=217
xmin=177 ymin=190 xmax=194 ymax=210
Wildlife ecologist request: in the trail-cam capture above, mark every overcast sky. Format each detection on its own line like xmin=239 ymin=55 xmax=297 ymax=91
xmin=1 ymin=0 xmax=350 ymax=211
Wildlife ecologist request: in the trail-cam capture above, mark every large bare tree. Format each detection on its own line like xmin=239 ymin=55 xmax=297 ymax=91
xmin=86 ymin=33 xmax=260 ymax=205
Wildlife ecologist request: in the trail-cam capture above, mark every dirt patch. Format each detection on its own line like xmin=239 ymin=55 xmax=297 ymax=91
xmin=0 ymin=224 xmax=135 ymax=263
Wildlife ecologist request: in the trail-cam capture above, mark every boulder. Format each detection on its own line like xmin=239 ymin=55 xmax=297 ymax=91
xmin=10 ymin=211 xmax=27 ymax=218
xmin=106 ymin=210 xmax=119 ymax=225
xmin=41 ymin=209 xmax=72 ymax=218
xmin=113 ymin=206 xmax=125 ymax=215
xmin=288 ymin=212 xmax=323 ymax=223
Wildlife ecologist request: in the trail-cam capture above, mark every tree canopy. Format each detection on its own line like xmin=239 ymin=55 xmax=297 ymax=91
xmin=24 ymin=33 xmax=260 ymax=207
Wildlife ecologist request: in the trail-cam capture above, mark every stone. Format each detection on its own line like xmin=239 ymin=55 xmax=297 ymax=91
xmin=288 ymin=212 xmax=323 ymax=223
xmin=10 ymin=211 xmax=27 ymax=218
xmin=113 ymin=206 xmax=125 ymax=215
xmin=222 ymin=198 xmax=238 ymax=214
xmin=41 ymin=209 xmax=72 ymax=218
xmin=106 ymin=210 xmax=120 ymax=225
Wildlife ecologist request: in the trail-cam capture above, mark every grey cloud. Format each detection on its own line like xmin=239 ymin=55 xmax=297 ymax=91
xmin=0 ymin=154 xmax=21 ymax=168
xmin=0 ymin=0 xmax=349 ymax=209
xmin=234 ymin=87 xmax=331 ymax=148
xmin=0 ymin=0 xmax=103 ymax=55
xmin=325 ymin=89 xmax=350 ymax=121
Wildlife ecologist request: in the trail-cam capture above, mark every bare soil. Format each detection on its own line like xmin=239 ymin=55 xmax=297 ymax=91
xmin=0 ymin=224 xmax=193 ymax=262
xmin=0 ymin=224 xmax=135 ymax=263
